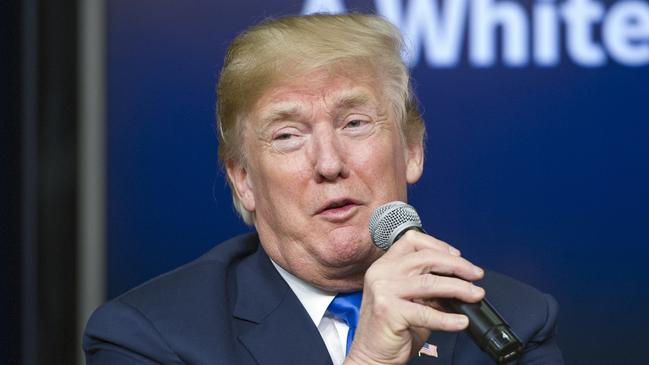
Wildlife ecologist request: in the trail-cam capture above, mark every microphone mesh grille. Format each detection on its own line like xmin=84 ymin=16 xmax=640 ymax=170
xmin=369 ymin=201 xmax=421 ymax=250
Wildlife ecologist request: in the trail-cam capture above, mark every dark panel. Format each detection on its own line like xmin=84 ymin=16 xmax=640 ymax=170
xmin=1 ymin=0 xmax=23 ymax=363
xmin=19 ymin=0 xmax=80 ymax=363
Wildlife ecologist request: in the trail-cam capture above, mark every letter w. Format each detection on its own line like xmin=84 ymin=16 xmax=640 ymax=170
xmin=376 ymin=0 xmax=469 ymax=67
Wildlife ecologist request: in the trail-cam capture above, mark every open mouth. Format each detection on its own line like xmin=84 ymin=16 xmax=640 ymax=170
xmin=318 ymin=198 xmax=360 ymax=216
xmin=326 ymin=200 xmax=352 ymax=210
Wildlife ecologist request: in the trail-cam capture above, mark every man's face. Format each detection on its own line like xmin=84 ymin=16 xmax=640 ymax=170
xmin=227 ymin=65 xmax=423 ymax=291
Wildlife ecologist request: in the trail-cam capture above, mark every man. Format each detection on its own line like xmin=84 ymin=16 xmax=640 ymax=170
xmin=84 ymin=14 xmax=563 ymax=364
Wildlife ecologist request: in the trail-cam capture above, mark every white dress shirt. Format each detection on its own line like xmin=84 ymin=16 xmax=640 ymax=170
xmin=271 ymin=261 xmax=351 ymax=365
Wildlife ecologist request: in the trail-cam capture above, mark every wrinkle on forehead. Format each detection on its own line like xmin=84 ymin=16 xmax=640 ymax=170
xmin=258 ymin=104 xmax=306 ymax=128
xmin=258 ymin=88 xmax=377 ymax=125
xmin=255 ymin=61 xmax=385 ymax=111
xmin=323 ymin=90 xmax=371 ymax=113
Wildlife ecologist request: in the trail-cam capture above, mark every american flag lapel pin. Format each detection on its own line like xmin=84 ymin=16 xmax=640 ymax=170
xmin=418 ymin=342 xmax=438 ymax=358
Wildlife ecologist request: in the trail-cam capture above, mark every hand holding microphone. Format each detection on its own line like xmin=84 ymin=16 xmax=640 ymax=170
xmin=345 ymin=202 xmax=522 ymax=365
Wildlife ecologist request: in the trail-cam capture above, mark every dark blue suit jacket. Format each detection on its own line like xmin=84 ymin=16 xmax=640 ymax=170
xmin=84 ymin=233 xmax=563 ymax=364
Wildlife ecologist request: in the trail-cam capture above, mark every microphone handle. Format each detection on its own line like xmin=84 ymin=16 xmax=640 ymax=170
xmin=394 ymin=227 xmax=523 ymax=364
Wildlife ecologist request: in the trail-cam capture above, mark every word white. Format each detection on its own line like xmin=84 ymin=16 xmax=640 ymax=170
xmin=303 ymin=0 xmax=649 ymax=67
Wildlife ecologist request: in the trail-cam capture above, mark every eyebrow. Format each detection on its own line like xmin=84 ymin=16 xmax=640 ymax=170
xmin=258 ymin=104 xmax=303 ymax=128
xmin=332 ymin=92 xmax=372 ymax=111
xmin=258 ymin=89 xmax=376 ymax=127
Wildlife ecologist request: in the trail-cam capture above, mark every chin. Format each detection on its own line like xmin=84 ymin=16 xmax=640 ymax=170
xmin=321 ymin=233 xmax=378 ymax=268
xmin=316 ymin=244 xmax=382 ymax=291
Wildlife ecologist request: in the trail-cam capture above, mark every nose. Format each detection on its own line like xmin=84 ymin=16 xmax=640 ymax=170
xmin=311 ymin=128 xmax=349 ymax=182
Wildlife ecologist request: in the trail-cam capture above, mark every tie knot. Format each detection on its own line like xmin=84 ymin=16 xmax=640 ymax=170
xmin=326 ymin=291 xmax=362 ymax=328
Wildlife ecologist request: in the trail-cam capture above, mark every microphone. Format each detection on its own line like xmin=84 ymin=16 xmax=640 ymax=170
xmin=369 ymin=201 xmax=523 ymax=364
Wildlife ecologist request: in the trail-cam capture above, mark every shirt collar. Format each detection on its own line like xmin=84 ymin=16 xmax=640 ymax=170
xmin=271 ymin=260 xmax=336 ymax=326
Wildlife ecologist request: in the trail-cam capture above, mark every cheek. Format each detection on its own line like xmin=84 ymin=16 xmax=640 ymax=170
xmin=354 ymin=138 xmax=408 ymax=177
xmin=254 ymin=155 xmax=311 ymax=200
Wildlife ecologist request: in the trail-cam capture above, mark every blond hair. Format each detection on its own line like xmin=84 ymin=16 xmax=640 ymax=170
xmin=216 ymin=13 xmax=425 ymax=224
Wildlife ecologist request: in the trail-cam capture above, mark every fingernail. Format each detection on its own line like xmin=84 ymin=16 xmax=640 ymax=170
xmin=455 ymin=315 xmax=468 ymax=327
xmin=449 ymin=247 xmax=461 ymax=256
xmin=472 ymin=285 xmax=485 ymax=296
xmin=473 ymin=266 xmax=483 ymax=276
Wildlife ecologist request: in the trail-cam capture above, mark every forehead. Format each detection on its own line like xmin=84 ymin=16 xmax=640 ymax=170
xmin=251 ymin=66 xmax=387 ymax=120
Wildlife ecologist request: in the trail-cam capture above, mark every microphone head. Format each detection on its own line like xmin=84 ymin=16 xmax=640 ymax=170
xmin=369 ymin=201 xmax=422 ymax=250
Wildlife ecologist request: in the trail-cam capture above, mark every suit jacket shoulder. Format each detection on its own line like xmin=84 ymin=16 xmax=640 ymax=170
xmin=84 ymin=233 xmax=332 ymax=365
xmin=430 ymin=271 xmax=563 ymax=364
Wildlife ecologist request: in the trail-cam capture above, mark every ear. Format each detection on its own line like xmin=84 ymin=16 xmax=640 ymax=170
xmin=405 ymin=137 xmax=424 ymax=184
xmin=226 ymin=159 xmax=256 ymax=212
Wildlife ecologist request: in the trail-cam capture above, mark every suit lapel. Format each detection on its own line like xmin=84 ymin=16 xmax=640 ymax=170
xmin=407 ymin=331 xmax=458 ymax=365
xmin=234 ymin=245 xmax=333 ymax=365
xmin=230 ymin=239 xmax=459 ymax=365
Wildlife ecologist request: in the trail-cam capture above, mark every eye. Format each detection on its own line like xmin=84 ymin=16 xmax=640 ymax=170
xmin=272 ymin=127 xmax=301 ymax=141
xmin=340 ymin=116 xmax=374 ymax=139
xmin=344 ymin=119 xmax=368 ymax=129
xmin=274 ymin=132 xmax=294 ymax=140
xmin=270 ymin=126 xmax=305 ymax=153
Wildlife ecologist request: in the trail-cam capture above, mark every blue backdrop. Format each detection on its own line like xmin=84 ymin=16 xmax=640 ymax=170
xmin=107 ymin=1 xmax=649 ymax=363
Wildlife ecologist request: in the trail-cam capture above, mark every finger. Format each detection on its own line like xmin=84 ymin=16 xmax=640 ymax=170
xmin=397 ymin=300 xmax=469 ymax=332
xmin=376 ymin=275 xmax=485 ymax=304
xmin=412 ymin=297 xmax=445 ymax=311
xmin=389 ymin=248 xmax=484 ymax=281
xmin=385 ymin=230 xmax=461 ymax=257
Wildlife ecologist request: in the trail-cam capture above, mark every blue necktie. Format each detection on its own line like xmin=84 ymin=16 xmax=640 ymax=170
xmin=326 ymin=291 xmax=363 ymax=355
